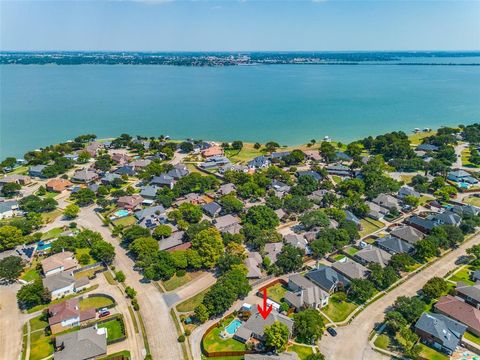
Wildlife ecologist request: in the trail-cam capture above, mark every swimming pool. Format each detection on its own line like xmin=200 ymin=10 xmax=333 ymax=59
xmin=225 ymin=319 xmax=243 ymax=335
xmin=36 ymin=241 xmax=51 ymax=251
xmin=114 ymin=209 xmax=130 ymax=218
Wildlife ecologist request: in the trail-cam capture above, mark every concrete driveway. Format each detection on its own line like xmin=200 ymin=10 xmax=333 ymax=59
xmin=320 ymin=232 xmax=480 ymax=360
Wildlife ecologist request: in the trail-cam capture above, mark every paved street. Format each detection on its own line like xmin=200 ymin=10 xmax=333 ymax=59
xmin=320 ymin=232 xmax=480 ymax=360
xmin=0 ymin=283 xmax=25 ymax=360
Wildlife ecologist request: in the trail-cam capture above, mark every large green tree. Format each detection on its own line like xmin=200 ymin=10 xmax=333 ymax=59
xmin=264 ymin=321 xmax=290 ymax=352
xmin=293 ymin=309 xmax=324 ymax=344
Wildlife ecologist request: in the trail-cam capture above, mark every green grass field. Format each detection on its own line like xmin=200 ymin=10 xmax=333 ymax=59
xmin=417 ymin=344 xmax=448 ymax=360
xmin=463 ymin=195 xmax=480 ymax=207
xmin=322 ymin=292 xmax=357 ymax=323
xmin=41 ymin=209 xmax=63 ymax=224
xmin=176 ymin=288 xmax=210 ymax=313
xmin=79 ymin=295 xmax=114 ymax=310
xmin=29 ymin=330 xmax=54 ymax=360
xmin=287 ymin=344 xmax=315 ymax=360
xmin=374 ymin=334 xmax=390 ymax=350
xmin=359 ymin=218 xmax=384 ymax=238
xmin=162 ymin=271 xmax=203 ymax=291
xmin=112 ymin=215 xmax=137 ymax=227
xmin=29 ymin=315 xmax=49 ymax=332
xmin=449 ymin=266 xmax=474 ymax=285
xmin=202 ymin=320 xmax=246 ymax=353
xmin=98 ymin=317 xmax=126 ymax=342
xmin=224 ymin=143 xmax=265 ymax=163
xmin=41 ymin=226 xmax=64 ymax=240
xmin=266 ymin=283 xmax=287 ymax=304
xmin=408 ymin=130 xmax=436 ymax=146
xmin=464 ymin=331 xmax=480 ymax=345
xmin=75 ymin=248 xmax=95 ymax=265
xmin=21 ymin=260 xmax=41 ymax=283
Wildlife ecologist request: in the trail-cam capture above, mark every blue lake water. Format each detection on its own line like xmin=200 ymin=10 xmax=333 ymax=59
xmin=1 ymin=63 xmax=479 ymax=157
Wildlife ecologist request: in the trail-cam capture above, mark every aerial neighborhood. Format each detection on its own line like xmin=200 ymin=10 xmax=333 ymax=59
xmin=3 ymin=125 xmax=480 ymax=360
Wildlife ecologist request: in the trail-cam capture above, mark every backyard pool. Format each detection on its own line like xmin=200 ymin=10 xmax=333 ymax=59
xmin=36 ymin=241 xmax=51 ymax=251
xmin=113 ymin=209 xmax=130 ymax=218
xmin=225 ymin=319 xmax=243 ymax=335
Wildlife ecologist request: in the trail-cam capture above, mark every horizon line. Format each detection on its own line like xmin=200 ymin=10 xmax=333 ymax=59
xmin=1 ymin=49 xmax=480 ymax=53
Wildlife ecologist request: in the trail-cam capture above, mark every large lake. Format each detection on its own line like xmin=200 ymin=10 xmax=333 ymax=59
xmin=1 ymin=63 xmax=480 ymax=157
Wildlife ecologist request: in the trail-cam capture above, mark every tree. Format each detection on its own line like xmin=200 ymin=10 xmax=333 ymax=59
xmin=115 ymin=271 xmax=126 ymax=282
xmin=0 ymin=256 xmax=24 ymax=281
xmin=348 ymin=279 xmax=376 ymax=303
xmin=144 ymin=251 xmax=176 ymax=280
xmin=306 ymin=355 xmax=325 ymax=360
xmin=265 ymin=141 xmax=280 ymax=153
xmin=254 ymin=142 xmax=261 ymax=150
xmin=299 ymin=210 xmax=330 ymax=230
xmin=283 ymin=195 xmax=313 ymax=214
xmin=414 ymin=238 xmax=438 ymax=261
xmin=78 ymin=253 xmax=91 ymax=266
xmin=123 ymin=225 xmax=151 ymax=244
xmin=320 ymin=141 xmax=337 ymax=163
xmin=403 ymin=195 xmax=420 ymax=208
xmin=194 ymin=304 xmax=209 ymax=323
xmin=422 ymin=277 xmax=448 ymax=300
xmin=1 ymin=182 xmax=21 ymax=197
xmin=219 ymin=195 xmax=244 ymax=214
xmin=77 ymin=151 xmax=91 ymax=163
xmin=293 ymin=309 xmax=324 ymax=344
xmin=0 ymin=225 xmax=23 ymax=251
xmin=392 ymin=296 xmax=426 ymax=323
xmin=191 ymin=228 xmax=224 ymax=268
xmin=179 ymin=142 xmax=194 ymax=153
xmin=90 ymin=241 xmax=115 ymax=264
xmin=19 ymin=195 xmax=58 ymax=213
xmin=245 ymin=205 xmax=279 ymax=230
xmin=152 ymin=225 xmax=172 ymax=240
xmin=389 ymin=253 xmax=415 ymax=272
xmin=368 ymin=264 xmax=399 ymax=290
xmin=385 ymin=311 xmax=408 ymax=334
xmin=17 ymin=279 xmax=50 ymax=309
xmin=178 ymin=203 xmax=203 ymax=223
xmin=310 ymin=238 xmax=333 ymax=259
xmin=276 ymin=245 xmax=304 ymax=274
xmin=434 ymin=185 xmax=458 ymax=202
xmin=129 ymin=236 xmax=159 ymax=262
xmin=63 ymin=204 xmax=80 ymax=219
xmin=71 ymin=188 xmax=96 ymax=206
xmin=264 ymin=321 xmax=290 ymax=352
xmin=231 ymin=141 xmax=244 ymax=150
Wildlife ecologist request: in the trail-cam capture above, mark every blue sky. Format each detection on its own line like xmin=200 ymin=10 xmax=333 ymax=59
xmin=1 ymin=0 xmax=479 ymax=51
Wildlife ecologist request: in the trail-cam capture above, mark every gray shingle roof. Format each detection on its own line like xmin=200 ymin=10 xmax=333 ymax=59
xmin=332 ymin=258 xmax=369 ymax=280
xmin=415 ymin=312 xmax=466 ymax=353
xmin=355 ymin=245 xmax=392 ymax=267
xmin=202 ymin=202 xmax=222 ymax=217
xmin=376 ymin=235 xmax=414 ymax=254
xmin=390 ymin=225 xmax=425 ymax=244
xmin=306 ymin=266 xmax=350 ymax=292
xmin=54 ymin=326 xmax=107 ymax=360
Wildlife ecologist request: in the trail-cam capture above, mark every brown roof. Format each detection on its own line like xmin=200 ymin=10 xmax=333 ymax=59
xmin=46 ymin=178 xmax=73 ymax=192
xmin=117 ymin=194 xmax=144 ymax=208
xmin=435 ymin=295 xmax=480 ymax=333
xmin=202 ymin=146 xmax=223 ymax=158
xmin=41 ymin=251 xmax=77 ymax=274
xmin=48 ymin=298 xmax=95 ymax=326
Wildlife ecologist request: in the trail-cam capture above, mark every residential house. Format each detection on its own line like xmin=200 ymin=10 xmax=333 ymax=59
xmin=71 ymin=169 xmax=99 ymax=184
xmin=139 ymin=185 xmax=159 ymax=200
xmin=168 ymin=164 xmax=189 ymax=179
xmin=405 ymin=215 xmax=436 ymax=234
xmin=111 ymin=153 xmax=131 ymax=165
xmin=415 ymin=312 xmax=467 ymax=355
xmin=376 ymin=235 xmax=415 ymax=255
xmin=306 ymin=266 xmax=350 ymax=293
xmin=53 ymin=326 xmax=107 ymax=360
xmin=200 ymin=156 xmax=230 ymax=169
xmin=134 ymin=205 xmax=166 ymax=228
xmin=100 ymin=172 xmax=121 ymax=185
xmin=129 ymin=159 xmax=151 ymax=170
xmin=296 ymin=170 xmax=322 ymax=181
xmin=345 ymin=210 xmax=362 ymax=229
xmin=234 ymin=309 xmax=294 ymax=343
xmin=416 ymin=144 xmax=439 ymax=152
xmin=303 ymin=150 xmax=322 ymax=162
xmin=248 ymin=156 xmax=270 ymax=170
xmin=117 ymin=195 xmax=144 ymax=210
xmin=366 ymin=201 xmax=389 ymax=221
xmin=398 ymin=186 xmax=421 ymax=199
xmin=29 ymin=165 xmax=47 ymax=178
xmin=452 ymin=204 xmax=480 ymax=217
xmin=325 ymin=164 xmax=351 ymax=177
xmin=219 ymin=163 xmax=248 ymax=174
xmin=218 ymin=183 xmax=236 ymax=196
xmin=372 ymin=194 xmax=400 ymax=211
xmin=214 ymin=214 xmax=242 ymax=234
xmin=434 ymin=295 xmax=480 ymax=336
xmin=455 ymin=282 xmax=480 ymax=309
xmin=331 ymin=258 xmax=370 ymax=280
xmin=271 ymin=180 xmax=291 ymax=194
xmin=447 ymin=170 xmax=478 ymax=185
xmin=0 ymin=200 xmax=20 ymax=219
xmin=46 ymin=178 xmax=73 ymax=193
xmin=114 ymin=165 xmax=136 ymax=176
xmin=283 ymin=234 xmax=310 ymax=255
xmin=202 ymin=202 xmax=222 ymax=218
xmin=245 ymin=252 xmax=263 ymax=279
xmin=159 ymin=231 xmax=185 ymax=251
xmin=270 ymin=151 xmax=291 ymax=161
xmin=43 ymin=272 xmax=89 ymax=299
xmin=274 ymin=209 xmax=286 ymax=221
xmin=390 ymin=225 xmax=425 ymax=245
xmin=84 ymin=142 xmax=103 ymax=157
xmin=202 ymin=146 xmax=223 ymax=158
xmin=307 ymin=189 xmax=328 ymax=202
xmin=151 ymin=174 xmax=175 ymax=189
xmin=48 ymin=298 xmax=95 ymax=334
xmin=335 ymin=151 xmax=352 ymax=162
xmin=0 ymin=174 xmax=31 ymax=186
xmin=473 ymin=271 xmax=480 ymax=283
xmin=284 ymin=274 xmax=329 ymax=310
xmin=264 ymin=242 xmax=283 ymax=264
xmin=41 ymin=251 xmax=78 ymax=277
xmin=433 ymin=211 xmax=462 ymax=227
xmin=354 ymin=245 xmax=392 ymax=268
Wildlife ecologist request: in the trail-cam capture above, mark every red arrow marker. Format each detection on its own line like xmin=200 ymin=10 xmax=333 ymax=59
xmin=257 ymin=288 xmax=273 ymax=320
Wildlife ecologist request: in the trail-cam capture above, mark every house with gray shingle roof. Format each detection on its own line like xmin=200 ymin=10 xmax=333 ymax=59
xmin=29 ymin=165 xmax=47 ymax=178
xmin=306 ymin=266 xmax=350 ymax=293
xmin=332 ymin=258 xmax=369 ymax=280
xmin=234 ymin=309 xmax=294 ymax=343
xmin=218 ymin=183 xmax=236 ymax=196
xmin=372 ymin=194 xmax=400 ymax=211
xmin=447 ymin=170 xmax=478 ymax=185
xmin=390 ymin=225 xmax=424 ymax=244
xmin=151 ymin=174 xmax=175 ymax=189
xmin=245 ymin=252 xmax=263 ymax=279
xmin=139 ymin=185 xmax=159 ymax=200
xmin=71 ymin=169 xmax=99 ymax=184
xmin=455 ymin=282 xmax=480 ymax=309
xmin=202 ymin=202 xmax=222 ymax=218
xmin=0 ymin=200 xmax=19 ymax=219
xmin=283 ymin=234 xmax=310 ymax=255
xmin=159 ymin=231 xmax=185 ymax=251
xmin=433 ymin=211 xmax=462 ymax=227
xmin=54 ymin=326 xmax=107 ymax=360
xmin=248 ymin=156 xmax=270 ymax=170
xmin=415 ymin=312 xmax=466 ymax=355
xmin=398 ymin=186 xmax=420 ymax=199
xmin=167 ymin=164 xmax=189 ymax=179
xmin=100 ymin=172 xmax=121 ymax=185
xmin=354 ymin=245 xmax=392 ymax=268
xmin=296 ymin=170 xmax=322 ymax=181
xmin=264 ymin=242 xmax=283 ymax=264
xmin=284 ymin=274 xmax=329 ymax=310
xmin=376 ymin=235 xmax=415 ymax=255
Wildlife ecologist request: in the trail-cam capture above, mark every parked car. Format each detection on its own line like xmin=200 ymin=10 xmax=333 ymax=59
xmin=327 ymin=327 xmax=337 ymax=337
xmin=99 ymin=311 xmax=110 ymax=318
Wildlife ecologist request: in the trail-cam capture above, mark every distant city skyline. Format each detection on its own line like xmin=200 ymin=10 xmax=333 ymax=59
xmin=1 ymin=0 xmax=479 ymax=51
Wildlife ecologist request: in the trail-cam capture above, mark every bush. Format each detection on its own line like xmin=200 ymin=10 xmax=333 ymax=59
xmin=132 ymin=298 xmax=140 ymax=311
xmin=177 ymin=335 xmax=185 ymax=342
xmin=115 ymin=270 xmax=126 ymax=283
xmin=184 ymin=329 xmax=191 ymax=336
xmin=176 ymin=269 xmax=187 ymax=277
xmin=125 ymin=286 xmax=137 ymax=299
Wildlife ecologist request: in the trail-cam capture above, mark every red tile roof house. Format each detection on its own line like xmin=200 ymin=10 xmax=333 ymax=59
xmin=117 ymin=194 xmax=144 ymax=210
xmin=202 ymin=145 xmax=223 ymax=158
xmin=434 ymin=295 xmax=480 ymax=336
xmin=48 ymin=298 xmax=95 ymax=334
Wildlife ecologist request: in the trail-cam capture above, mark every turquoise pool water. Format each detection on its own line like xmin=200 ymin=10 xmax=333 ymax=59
xmin=36 ymin=241 xmax=51 ymax=251
xmin=114 ymin=209 xmax=130 ymax=218
xmin=225 ymin=319 xmax=242 ymax=335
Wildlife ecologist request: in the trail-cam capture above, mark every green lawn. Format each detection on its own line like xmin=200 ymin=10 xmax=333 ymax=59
xmin=322 ymin=292 xmax=358 ymax=323
xmin=418 ymin=194 xmax=434 ymax=206
xmin=202 ymin=325 xmax=246 ymax=353
xmin=417 ymin=344 xmax=448 ymax=360
xmin=287 ymin=344 xmax=315 ymax=360
xmin=79 ymin=295 xmax=114 ymax=310
xmin=104 ymin=271 xmax=117 ymax=285
xmin=27 ymin=284 xmax=99 ymax=313
xmin=29 ymin=315 xmax=49 ymax=332
xmin=41 ymin=226 xmax=64 ymax=240
xmin=374 ymin=334 xmax=390 ymax=350
xmin=176 ymin=288 xmax=210 ymax=313
xmin=98 ymin=350 xmax=131 ymax=360
xmin=224 ymin=143 xmax=265 ymax=163
xmin=97 ymin=316 xmax=126 ymax=342
xmin=345 ymin=246 xmax=359 ymax=256
xmin=112 ymin=215 xmax=137 ymax=227
xmin=74 ymin=266 xmax=102 ymax=280
xmin=464 ymin=331 xmax=480 ymax=345
xmin=332 ymin=175 xmax=342 ymax=184
xmin=29 ymin=330 xmax=54 ymax=360
xmin=7 ymin=165 xmax=28 ymax=175
xmin=267 ymin=283 xmax=288 ymax=304
xmin=75 ymin=248 xmax=95 ymax=265
xmin=359 ymin=218 xmax=384 ymax=238
xmin=162 ymin=271 xmax=203 ymax=292
xmin=332 ymin=254 xmax=346 ymax=262
xmin=408 ymin=130 xmax=436 ymax=146
xmin=21 ymin=260 xmax=41 ymax=283
xmin=463 ymin=195 xmax=480 ymax=207
xmin=43 ymin=191 xmax=59 ymax=199
xmin=41 ymin=209 xmax=63 ymax=224
xmin=449 ymin=266 xmax=474 ymax=285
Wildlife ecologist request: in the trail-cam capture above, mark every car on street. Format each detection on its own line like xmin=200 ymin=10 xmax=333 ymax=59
xmin=327 ymin=327 xmax=337 ymax=337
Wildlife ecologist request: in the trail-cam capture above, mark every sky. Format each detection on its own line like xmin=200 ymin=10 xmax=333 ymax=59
xmin=1 ymin=0 xmax=479 ymax=51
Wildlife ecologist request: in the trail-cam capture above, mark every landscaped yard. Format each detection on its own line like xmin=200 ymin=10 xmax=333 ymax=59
xmin=331 ymin=175 xmax=342 ymax=184
xmin=202 ymin=317 xmax=246 ymax=353
xmin=41 ymin=209 xmax=63 ymax=224
xmin=41 ymin=226 xmax=64 ymax=240
xmin=162 ymin=271 xmax=204 ymax=291
xmin=74 ymin=265 xmax=103 ymax=280
xmin=332 ymin=254 xmax=346 ymax=262
xmin=463 ymin=195 xmax=480 ymax=207
xmin=464 ymin=331 xmax=480 ymax=345
xmin=287 ymin=344 xmax=315 ymax=360
xmin=449 ymin=266 xmax=474 ymax=285
xmin=321 ymin=292 xmax=357 ymax=323
xmin=408 ymin=130 xmax=435 ymax=146
xmin=176 ymin=288 xmax=209 ymax=313
xmin=29 ymin=315 xmax=49 ymax=332
xmin=104 ymin=271 xmax=117 ymax=285
xmin=75 ymin=248 xmax=95 ymax=265
xmin=27 ymin=284 xmax=99 ymax=313
xmin=359 ymin=218 xmax=384 ymax=238
xmin=29 ymin=330 xmax=54 ymax=360
xmin=79 ymin=295 xmax=115 ymax=310
xmin=97 ymin=316 xmax=126 ymax=343
xmin=21 ymin=260 xmax=41 ymax=282
xmin=418 ymin=194 xmax=434 ymax=206
xmin=267 ymin=283 xmax=288 ymax=304
xmin=344 ymin=246 xmax=359 ymax=257
xmin=374 ymin=334 xmax=390 ymax=350
xmin=112 ymin=215 xmax=137 ymax=227
xmin=224 ymin=143 xmax=266 ymax=163
xmin=417 ymin=343 xmax=448 ymax=360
